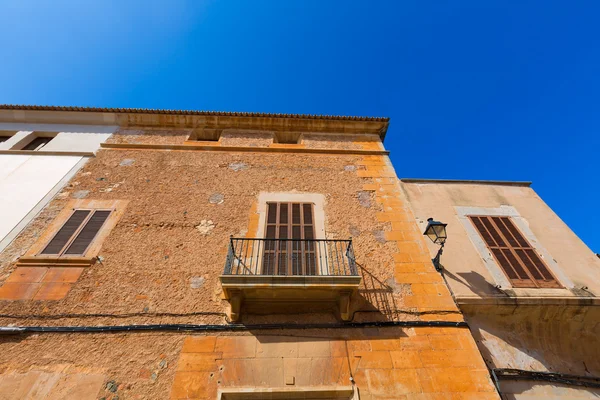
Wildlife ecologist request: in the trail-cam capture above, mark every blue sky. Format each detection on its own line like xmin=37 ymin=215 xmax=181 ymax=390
xmin=1 ymin=1 xmax=599 ymax=252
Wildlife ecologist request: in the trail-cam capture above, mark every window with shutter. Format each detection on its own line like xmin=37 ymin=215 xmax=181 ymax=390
xmin=263 ymin=202 xmax=317 ymax=276
xmin=469 ymin=215 xmax=560 ymax=288
xmin=40 ymin=209 xmax=112 ymax=256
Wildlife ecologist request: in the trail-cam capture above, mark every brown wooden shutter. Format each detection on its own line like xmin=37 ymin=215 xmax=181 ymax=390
xmin=262 ymin=202 xmax=316 ymax=275
xmin=64 ymin=210 xmax=111 ymax=255
xmin=469 ymin=216 xmax=560 ymax=288
xmin=41 ymin=210 xmax=91 ymax=255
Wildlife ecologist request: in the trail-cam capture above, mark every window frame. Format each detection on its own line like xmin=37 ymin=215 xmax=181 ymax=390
xmin=21 ymin=199 xmax=128 ymax=264
xmin=468 ymin=215 xmax=561 ymax=288
xmin=38 ymin=208 xmax=114 ymax=257
xmin=262 ymin=202 xmax=317 ymax=276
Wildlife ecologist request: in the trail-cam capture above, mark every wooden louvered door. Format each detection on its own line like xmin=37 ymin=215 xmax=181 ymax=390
xmin=262 ymin=202 xmax=317 ymax=275
xmin=469 ymin=216 xmax=561 ymax=288
xmin=41 ymin=209 xmax=112 ymax=256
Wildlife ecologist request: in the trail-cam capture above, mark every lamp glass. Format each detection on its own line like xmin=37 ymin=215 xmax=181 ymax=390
xmin=424 ymin=218 xmax=447 ymax=244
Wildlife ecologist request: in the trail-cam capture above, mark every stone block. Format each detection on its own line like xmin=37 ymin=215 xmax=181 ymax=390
xmin=394 ymin=273 xmax=443 ymax=284
xmin=427 ymin=335 xmax=463 ymax=350
xmin=330 ymin=340 xmax=348 ymax=358
xmin=33 ymin=283 xmax=71 ymax=300
xmin=218 ymin=358 xmax=255 ymax=386
xmin=395 ymin=241 xmax=424 ymax=255
xmin=390 ymin=350 xmax=422 ymax=369
xmin=391 ymin=222 xmax=420 ymax=233
xmin=215 ymin=336 xmax=257 ymax=358
xmin=427 ymin=367 xmax=475 ymax=392
xmin=398 ymin=336 xmax=431 ymax=351
xmin=419 ymin=350 xmax=483 ymax=368
xmin=0 ymin=282 xmax=41 ymax=300
xmin=176 ymin=353 xmax=220 ymax=372
xmin=256 ymin=337 xmax=299 ymax=358
xmin=395 ymin=262 xmax=433 ymax=273
xmin=370 ymin=339 xmax=402 ymax=351
xmin=354 ymin=351 xmax=393 ymax=369
xmin=385 ymin=231 xmax=409 ymax=241
xmin=170 ymin=371 xmax=216 ymax=399
xmin=7 ymin=267 xmax=48 ymax=283
xmin=366 ymin=368 xmax=422 ymax=395
xmin=42 ymin=267 xmax=84 ymax=283
xmin=298 ymin=340 xmax=331 ymax=358
xmin=182 ymin=336 xmax=217 ymax=353
xmin=46 ymin=373 xmax=105 ymax=400
xmin=249 ymin=358 xmax=284 ymax=387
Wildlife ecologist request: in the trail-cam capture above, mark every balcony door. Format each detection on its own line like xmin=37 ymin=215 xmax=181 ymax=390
xmin=262 ymin=202 xmax=317 ymax=275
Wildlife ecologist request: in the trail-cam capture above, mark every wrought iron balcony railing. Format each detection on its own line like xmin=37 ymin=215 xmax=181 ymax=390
xmin=223 ymin=238 xmax=358 ymax=277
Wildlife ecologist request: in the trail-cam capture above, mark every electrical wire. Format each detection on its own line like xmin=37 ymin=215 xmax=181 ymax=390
xmin=493 ymin=368 xmax=600 ymax=389
xmin=0 ymin=320 xmax=468 ymax=334
xmin=0 ymin=311 xmax=228 ymax=320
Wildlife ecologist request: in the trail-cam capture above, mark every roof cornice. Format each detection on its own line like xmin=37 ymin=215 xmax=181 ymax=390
xmin=0 ymin=104 xmax=390 ymax=138
xmin=400 ymin=178 xmax=532 ymax=187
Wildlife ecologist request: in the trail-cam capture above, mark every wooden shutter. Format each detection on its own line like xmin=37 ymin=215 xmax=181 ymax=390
xmin=64 ymin=210 xmax=111 ymax=255
xmin=40 ymin=209 xmax=111 ymax=256
xmin=263 ymin=202 xmax=316 ymax=275
xmin=41 ymin=210 xmax=91 ymax=255
xmin=469 ymin=216 xmax=560 ymax=288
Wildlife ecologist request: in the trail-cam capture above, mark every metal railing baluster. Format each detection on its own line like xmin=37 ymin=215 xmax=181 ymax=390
xmin=223 ymin=238 xmax=357 ymax=278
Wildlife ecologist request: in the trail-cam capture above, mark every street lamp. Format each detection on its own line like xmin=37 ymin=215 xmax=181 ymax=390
xmin=423 ymin=218 xmax=447 ymax=272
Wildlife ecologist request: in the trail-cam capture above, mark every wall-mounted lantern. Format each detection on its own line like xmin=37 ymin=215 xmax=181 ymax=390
xmin=423 ymin=217 xmax=447 ymax=272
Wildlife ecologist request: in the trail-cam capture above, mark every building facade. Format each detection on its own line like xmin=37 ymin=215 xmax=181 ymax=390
xmin=401 ymin=179 xmax=600 ymax=399
xmin=0 ymin=105 xmax=591 ymax=399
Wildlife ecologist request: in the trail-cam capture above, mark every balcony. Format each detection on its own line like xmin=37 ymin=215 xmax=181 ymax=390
xmin=220 ymin=238 xmax=361 ymax=322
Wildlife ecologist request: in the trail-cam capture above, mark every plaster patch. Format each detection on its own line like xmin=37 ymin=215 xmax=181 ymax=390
xmin=228 ymin=162 xmax=248 ymax=171
xmin=196 ymin=220 xmax=215 ymax=235
xmin=209 ymin=193 xmax=225 ymax=204
xmin=344 ymin=165 xmax=357 ymax=172
xmin=357 ymin=191 xmax=372 ymax=208
xmin=119 ymin=158 xmax=135 ymax=166
xmin=72 ymin=190 xmax=90 ymax=199
xmin=349 ymin=225 xmax=361 ymax=237
xmin=372 ymin=230 xmax=386 ymax=244
xmin=190 ymin=277 xmax=205 ymax=289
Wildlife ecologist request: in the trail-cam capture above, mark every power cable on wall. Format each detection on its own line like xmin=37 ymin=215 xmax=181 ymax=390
xmin=493 ymin=368 xmax=600 ymax=390
xmin=0 ymin=320 xmax=468 ymax=335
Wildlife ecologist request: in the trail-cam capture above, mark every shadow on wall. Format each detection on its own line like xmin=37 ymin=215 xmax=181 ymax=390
xmin=498 ymin=379 xmax=600 ymax=399
xmin=441 ymin=268 xmax=508 ymax=298
xmin=354 ymin=262 xmax=401 ymax=322
xmin=465 ymin=305 xmax=600 ymax=386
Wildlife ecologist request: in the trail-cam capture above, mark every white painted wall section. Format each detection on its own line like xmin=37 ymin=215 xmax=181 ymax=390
xmin=0 ymin=123 xmax=116 ymax=250
xmin=0 ymin=155 xmax=82 ymax=242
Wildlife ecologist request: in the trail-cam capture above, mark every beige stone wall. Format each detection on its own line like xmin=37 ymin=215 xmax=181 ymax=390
xmin=401 ymin=181 xmax=600 ymax=398
xmin=400 ymin=182 xmax=600 ymax=298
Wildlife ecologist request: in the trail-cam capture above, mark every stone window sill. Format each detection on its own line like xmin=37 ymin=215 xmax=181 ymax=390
xmin=16 ymin=256 xmax=96 ymax=268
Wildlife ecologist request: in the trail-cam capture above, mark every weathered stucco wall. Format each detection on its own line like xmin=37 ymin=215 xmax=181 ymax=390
xmin=401 ymin=181 xmax=600 ymax=399
xmin=400 ymin=182 xmax=600 ymax=298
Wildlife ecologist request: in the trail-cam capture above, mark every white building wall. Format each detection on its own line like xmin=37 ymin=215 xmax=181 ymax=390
xmin=0 ymin=155 xmax=82 ymax=241
xmin=0 ymin=124 xmax=116 ymax=252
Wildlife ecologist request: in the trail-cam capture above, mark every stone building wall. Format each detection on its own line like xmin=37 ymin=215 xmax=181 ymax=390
xmin=0 ymin=125 xmax=498 ymax=399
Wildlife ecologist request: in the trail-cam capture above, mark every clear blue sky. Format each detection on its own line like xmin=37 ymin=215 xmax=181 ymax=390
xmin=1 ymin=1 xmax=599 ymax=252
